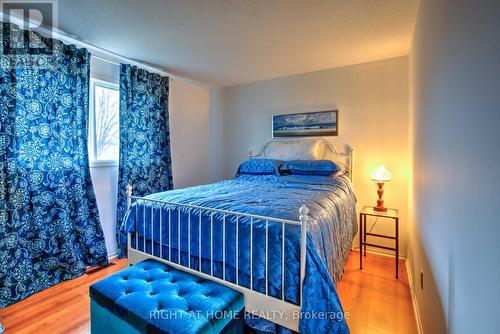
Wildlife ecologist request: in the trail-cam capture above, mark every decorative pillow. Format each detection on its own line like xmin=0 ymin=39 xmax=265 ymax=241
xmin=238 ymin=159 xmax=284 ymax=175
xmin=281 ymin=160 xmax=340 ymax=176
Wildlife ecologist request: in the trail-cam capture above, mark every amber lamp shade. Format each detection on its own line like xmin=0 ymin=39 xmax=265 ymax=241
xmin=371 ymin=165 xmax=392 ymax=212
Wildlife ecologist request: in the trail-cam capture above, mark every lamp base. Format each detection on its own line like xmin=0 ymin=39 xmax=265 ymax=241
xmin=374 ymin=182 xmax=387 ymax=212
xmin=373 ymin=205 xmax=388 ymax=212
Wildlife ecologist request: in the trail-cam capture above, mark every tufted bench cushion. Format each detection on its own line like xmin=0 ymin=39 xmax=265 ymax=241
xmin=89 ymin=259 xmax=245 ymax=334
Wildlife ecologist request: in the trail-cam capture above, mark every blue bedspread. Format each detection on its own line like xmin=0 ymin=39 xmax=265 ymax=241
xmin=118 ymin=174 xmax=357 ymax=333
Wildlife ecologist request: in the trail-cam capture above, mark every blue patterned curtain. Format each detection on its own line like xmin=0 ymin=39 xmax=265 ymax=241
xmin=116 ymin=64 xmax=172 ymax=257
xmin=0 ymin=23 xmax=108 ymax=308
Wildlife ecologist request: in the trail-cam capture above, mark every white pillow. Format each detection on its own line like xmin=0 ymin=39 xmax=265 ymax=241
xmin=264 ymin=140 xmax=320 ymax=160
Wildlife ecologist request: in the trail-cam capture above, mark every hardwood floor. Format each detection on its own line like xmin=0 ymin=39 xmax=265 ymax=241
xmin=0 ymin=252 xmax=417 ymax=333
xmin=337 ymin=251 xmax=418 ymax=334
xmin=0 ymin=258 xmax=128 ymax=334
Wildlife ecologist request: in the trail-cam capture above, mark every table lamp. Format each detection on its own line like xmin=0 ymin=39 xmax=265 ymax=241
xmin=371 ymin=165 xmax=392 ymax=212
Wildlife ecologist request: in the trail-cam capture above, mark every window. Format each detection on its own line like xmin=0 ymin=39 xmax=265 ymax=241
xmin=89 ymin=79 xmax=120 ymax=166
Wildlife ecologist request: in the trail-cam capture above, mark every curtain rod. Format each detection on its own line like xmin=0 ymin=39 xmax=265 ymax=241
xmin=1 ymin=13 xmax=174 ymax=78
xmin=91 ymin=54 xmax=119 ymax=66
xmin=90 ymin=55 xmax=173 ymax=83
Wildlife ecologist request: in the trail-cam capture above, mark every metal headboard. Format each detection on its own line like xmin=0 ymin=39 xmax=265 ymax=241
xmin=248 ymin=139 xmax=353 ymax=180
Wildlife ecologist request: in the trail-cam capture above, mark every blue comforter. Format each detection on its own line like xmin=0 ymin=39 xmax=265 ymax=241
xmin=118 ymin=174 xmax=357 ymax=333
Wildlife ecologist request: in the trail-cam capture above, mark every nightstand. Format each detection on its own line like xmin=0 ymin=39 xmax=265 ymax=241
xmin=359 ymin=206 xmax=400 ymax=278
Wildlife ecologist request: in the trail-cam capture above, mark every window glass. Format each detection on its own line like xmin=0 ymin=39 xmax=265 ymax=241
xmin=89 ymin=80 xmax=119 ymax=164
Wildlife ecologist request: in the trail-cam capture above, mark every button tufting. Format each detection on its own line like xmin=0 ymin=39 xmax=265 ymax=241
xmin=91 ymin=260 xmax=244 ymax=333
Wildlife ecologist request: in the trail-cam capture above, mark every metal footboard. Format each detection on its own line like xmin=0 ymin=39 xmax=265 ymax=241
xmin=125 ymin=184 xmax=309 ymax=331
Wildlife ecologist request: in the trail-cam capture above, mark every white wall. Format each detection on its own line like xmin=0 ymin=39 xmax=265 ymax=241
xmin=208 ymin=87 xmax=226 ymax=182
xmin=90 ymin=166 xmax=119 ymax=257
xmin=170 ymin=78 xmax=211 ymax=188
xmin=89 ymin=59 xmax=211 ymax=257
xmin=210 ymin=57 xmax=410 ymax=255
xmin=409 ymin=0 xmax=500 ymax=333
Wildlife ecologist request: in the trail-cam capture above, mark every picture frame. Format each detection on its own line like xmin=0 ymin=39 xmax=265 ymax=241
xmin=272 ymin=110 xmax=338 ymax=137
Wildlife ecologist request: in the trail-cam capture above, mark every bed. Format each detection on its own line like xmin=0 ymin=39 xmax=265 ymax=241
xmin=119 ymin=139 xmax=357 ymax=333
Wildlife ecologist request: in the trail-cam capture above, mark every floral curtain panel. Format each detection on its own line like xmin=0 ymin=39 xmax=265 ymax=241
xmin=116 ymin=64 xmax=172 ymax=257
xmin=0 ymin=23 xmax=108 ymax=308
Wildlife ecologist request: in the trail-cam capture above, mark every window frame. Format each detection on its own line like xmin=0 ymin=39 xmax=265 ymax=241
xmin=89 ymin=78 xmax=120 ymax=168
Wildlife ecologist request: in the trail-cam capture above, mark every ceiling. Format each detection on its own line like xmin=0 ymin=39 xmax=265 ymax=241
xmin=57 ymin=0 xmax=419 ymax=87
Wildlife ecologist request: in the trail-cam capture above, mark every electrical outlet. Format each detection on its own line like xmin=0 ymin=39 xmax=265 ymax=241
xmin=420 ymin=268 xmax=424 ymax=290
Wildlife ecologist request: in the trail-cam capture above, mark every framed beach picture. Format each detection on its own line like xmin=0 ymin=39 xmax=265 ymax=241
xmin=272 ymin=110 xmax=338 ymax=137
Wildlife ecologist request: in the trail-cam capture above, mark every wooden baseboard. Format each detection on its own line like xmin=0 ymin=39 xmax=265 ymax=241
xmin=405 ymin=260 xmax=424 ymax=334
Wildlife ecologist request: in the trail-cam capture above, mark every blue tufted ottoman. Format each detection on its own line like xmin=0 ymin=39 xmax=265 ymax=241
xmin=90 ymin=259 xmax=245 ymax=334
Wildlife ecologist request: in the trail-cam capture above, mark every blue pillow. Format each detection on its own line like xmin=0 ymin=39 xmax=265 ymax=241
xmin=238 ymin=159 xmax=284 ymax=175
xmin=281 ymin=160 xmax=340 ymax=176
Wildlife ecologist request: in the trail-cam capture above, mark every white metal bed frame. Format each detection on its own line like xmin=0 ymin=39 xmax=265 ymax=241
xmin=127 ymin=139 xmax=353 ymax=331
